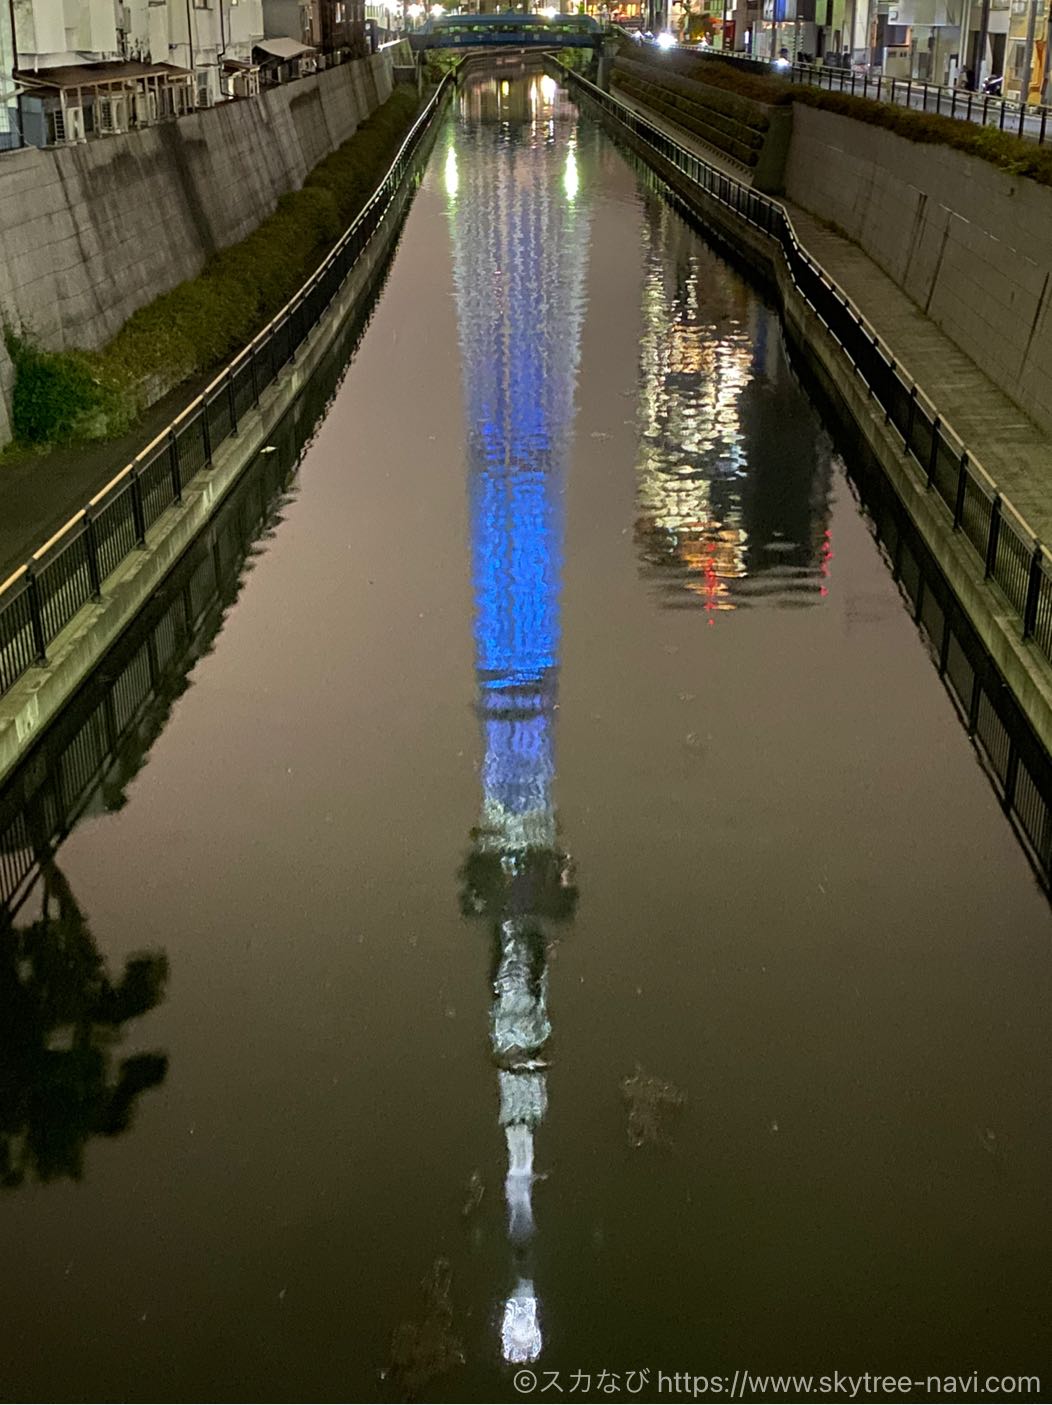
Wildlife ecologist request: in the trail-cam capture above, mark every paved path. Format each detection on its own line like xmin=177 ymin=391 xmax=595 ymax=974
xmin=616 ymin=85 xmax=1052 ymax=542
xmin=0 ymin=372 xmax=217 ymax=585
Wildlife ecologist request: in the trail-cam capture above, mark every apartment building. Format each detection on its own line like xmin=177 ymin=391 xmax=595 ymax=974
xmin=0 ymin=0 xmax=367 ymax=148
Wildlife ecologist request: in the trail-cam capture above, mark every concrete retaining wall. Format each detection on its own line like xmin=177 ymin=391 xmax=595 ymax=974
xmin=784 ymin=105 xmax=1052 ymax=436
xmin=0 ymin=52 xmax=393 ymax=374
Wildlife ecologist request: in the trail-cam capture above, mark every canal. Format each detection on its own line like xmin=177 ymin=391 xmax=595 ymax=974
xmin=1 ymin=66 xmax=1050 ymax=1403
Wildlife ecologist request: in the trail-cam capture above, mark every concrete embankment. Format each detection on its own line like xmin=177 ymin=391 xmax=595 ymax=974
xmin=0 ymin=48 xmax=410 ymax=446
xmin=783 ymin=105 xmax=1052 ymax=443
xmin=616 ymin=45 xmax=1052 ymax=447
xmin=567 ymin=67 xmax=1052 ymax=764
xmin=0 ymin=81 xmax=448 ymax=786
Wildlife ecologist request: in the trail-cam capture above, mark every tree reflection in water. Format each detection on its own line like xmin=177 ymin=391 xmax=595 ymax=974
xmin=0 ymin=862 xmax=168 ymax=1187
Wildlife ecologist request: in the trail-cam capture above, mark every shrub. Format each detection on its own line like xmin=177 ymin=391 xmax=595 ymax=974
xmin=9 ymin=85 xmax=424 ymax=447
xmin=5 ymin=333 xmax=125 ymax=444
xmin=791 ymin=85 xmax=1052 ymax=184
xmin=626 ymin=43 xmax=1052 ymax=185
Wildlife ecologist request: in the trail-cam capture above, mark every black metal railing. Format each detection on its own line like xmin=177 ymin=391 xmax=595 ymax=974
xmin=562 ymin=67 xmax=1052 ymax=670
xmin=0 ymin=70 xmax=454 ymax=707
xmin=786 ymin=58 xmax=1052 ymax=146
xmin=631 ymin=39 xmax=1052 ymax=146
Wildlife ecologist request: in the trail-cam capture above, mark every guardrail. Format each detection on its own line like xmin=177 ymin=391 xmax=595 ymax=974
xmin=786 ymin=58 xmax=1052 ymax=144
xmin=630 ymin=38 xmax=1052 ymax=146
xmin=0 ymin=70 xmax=454 ymax=704
xmin=561 ymin=67 xmax=1052 ymax=669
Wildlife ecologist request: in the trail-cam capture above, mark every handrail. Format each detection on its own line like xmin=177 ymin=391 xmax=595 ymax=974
xmin=635 ymin=40 xmax=1052 ymax=145
xmin=561 ymin=64 xmax=1052 ymax=661
xmin=0 ymin=70 xmax=456 ymax=700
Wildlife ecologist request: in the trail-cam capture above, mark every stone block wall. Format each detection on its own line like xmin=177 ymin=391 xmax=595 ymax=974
xmin=784 ymin=105 xmax=1052 ymax=435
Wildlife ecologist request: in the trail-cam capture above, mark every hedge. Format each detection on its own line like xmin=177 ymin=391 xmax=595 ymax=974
xmin=8 ymin=85 xmax=423 ymax=446
xmin=625 ymin=42 xmax=1052 ymax=186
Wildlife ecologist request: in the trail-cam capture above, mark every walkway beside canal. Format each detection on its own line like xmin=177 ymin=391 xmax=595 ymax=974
xmin=0 ymin=376 xmax=217 ymax=585
xmin=614 ymin=86 xmax=1052 ymax=544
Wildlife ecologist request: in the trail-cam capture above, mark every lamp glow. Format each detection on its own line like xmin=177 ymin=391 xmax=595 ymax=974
xmin=444 ymin=145 xmax=458 ymax=198
xmin=655 ymin=29 xmax=676 ymax=47
xmin=563 ymin=148 xmax=578 ymax=200
xmin=540 ymin=73 xmax=557 ymax=101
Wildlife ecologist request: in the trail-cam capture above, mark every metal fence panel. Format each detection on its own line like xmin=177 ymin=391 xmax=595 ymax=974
xmin=994 ymin=516 xmax=1032 ymax=616
xmin=139 ymin=444 xmax=175 ymax=532
xmin=0 ymin=583 xmax=39 ymax=694
xmin=959 ymin=473 xmax=993 ymax=562
xmin=36 ymin=530 xmax=93 ymax=641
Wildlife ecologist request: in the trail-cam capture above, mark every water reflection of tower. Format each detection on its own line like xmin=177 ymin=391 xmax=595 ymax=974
xmin=634 ymin=197 xmax=833 ymax=612
xmin=445 ymin=71 xmax=589 ymax=1366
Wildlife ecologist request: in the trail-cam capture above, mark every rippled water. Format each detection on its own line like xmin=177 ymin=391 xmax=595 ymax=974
xmin=0 ymin=68 xmax=1049 ymax=1403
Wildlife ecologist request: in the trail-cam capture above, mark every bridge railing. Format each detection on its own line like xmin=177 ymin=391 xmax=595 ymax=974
xmin=0 ymin=71 xmax=456 ymax=707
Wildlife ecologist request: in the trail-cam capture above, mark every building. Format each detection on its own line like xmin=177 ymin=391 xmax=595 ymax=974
xmin=1 ymin=0 xmax=273 ymax=147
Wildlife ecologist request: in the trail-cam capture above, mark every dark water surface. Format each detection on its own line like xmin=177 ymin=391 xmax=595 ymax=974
xmin=1 ymin=70 xmax=1050 ymax=1403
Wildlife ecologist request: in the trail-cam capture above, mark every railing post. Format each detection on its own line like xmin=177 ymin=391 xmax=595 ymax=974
xmin=904 ymin=385 xmax=917 ymax=452
xmin=967 ymin=674 xmax=981 ymax=735
xmin=953 ymin=451 xmax=968 ymax=529
xmin=926 ymin=415 xmax=941 ymax=488
xmin=131 ymin=470 xmax=147 ymax=547
xmin=201 ymin=404 xmax=213 ymax=468
xmin=984 ymin=494 xmax=1002 ymax=579
xmin=169 ymin=430 xmax=182 ymax=502
xmin=885 ymin=358 xmax=896 ymax=422
xmin=25 ymin=568 xmax=47 ymax=663
xmin=1003 ymin=741 xmax=1020 ymax=811
xmin=251 ymin=350 xmax=260 ymax=407
xmin=228 ymin=369 xmax=238 ymax=436
xmin=84 ymin=511 xmax=102 ymax=600
xmin=1023 ymin=540 xmax=1043 ymax=639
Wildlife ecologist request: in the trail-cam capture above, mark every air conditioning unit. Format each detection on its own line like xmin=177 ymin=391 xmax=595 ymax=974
xmin=135 ymin=88 xmax=159 ymax=124
xmin=97 ymin=95 xmax=129 ymax=132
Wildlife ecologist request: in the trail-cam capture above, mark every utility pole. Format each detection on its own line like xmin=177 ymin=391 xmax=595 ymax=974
xmin=864 ymin=0 xmax=877 ymax=65
xmin=1020 ymin=0 xmax=1038 ymax=103
xmin=957 ymin=0 xmax=972 ymax=84
xmin=974 ymin=0 xmax=990 ymax=86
